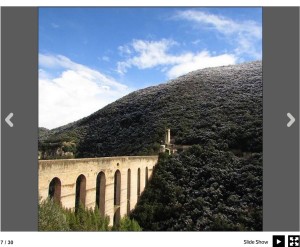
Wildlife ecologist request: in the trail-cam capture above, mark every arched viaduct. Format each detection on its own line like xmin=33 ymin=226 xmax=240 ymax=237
xmin=38 ymin=156 xmax=158 ymax=226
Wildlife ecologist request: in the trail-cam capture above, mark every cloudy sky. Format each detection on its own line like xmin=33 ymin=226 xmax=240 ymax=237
xmin=39 ymin=8 xmax=262 ymax=129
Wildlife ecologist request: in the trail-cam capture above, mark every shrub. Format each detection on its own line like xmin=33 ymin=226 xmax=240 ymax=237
xmin=38 ymin=199 xmax=69 ymax=231
xmin=38 ymin=199 xmax=139 ymax=231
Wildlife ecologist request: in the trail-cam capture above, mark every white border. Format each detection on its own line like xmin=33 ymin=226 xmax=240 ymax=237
xmin=0 ymin=232 xmax=299 ymax=247
xmin=0 ymin=0 xmax=299 ymax=236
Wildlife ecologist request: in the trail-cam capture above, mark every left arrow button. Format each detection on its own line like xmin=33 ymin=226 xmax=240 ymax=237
xmin=5 ymin=113 xmax=14 ymax=127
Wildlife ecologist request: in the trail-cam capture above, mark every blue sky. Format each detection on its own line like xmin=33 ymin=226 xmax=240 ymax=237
xmin=39 ymin=8 xmax=262 ymax=129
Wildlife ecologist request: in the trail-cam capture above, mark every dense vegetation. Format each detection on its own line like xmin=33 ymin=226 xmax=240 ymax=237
xmin=38 ymin=199 xmax=141 ymax=231
xmin=131 ymin=147 xmax=262 ymax=231
xmin=39 ymin=61 xmax=262 ymax=158
xmin=39 ymin=127 xmax=50 ymax=140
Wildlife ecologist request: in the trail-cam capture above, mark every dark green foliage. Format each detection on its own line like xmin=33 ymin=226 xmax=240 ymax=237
xmin=112 ymin=216 xmax=142 ymax=231
xmin=130 ymin=146 xmax=262 ymax=231
xmin=38 ymin=199 xmax=69 ymax=231
xmin=39 ymin=127 xmax=50 ymax=140
xmin=64 ymin=204 xmax=110 ymax=231
xmin=38 ymin=199 xmax=141 ymax=231
xmin=39 ymin=61 xmax=262 ymax=158
xmin=62 ymin=142 xmax=76 ymax=153
xmin=39 ymin=141 xmax=76 ymax=159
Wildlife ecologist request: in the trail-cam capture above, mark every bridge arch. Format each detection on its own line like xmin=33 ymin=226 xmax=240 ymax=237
xmin=114 ymin=170 xmax=121 ymax=227
xmin=137 ymin=168 xmax=141 ymax=198
xmin=145 ymin=167 xmax=149 ymax=186
xmin=96 ymin=172 xmax=106 ymax=216
xmin=48 ymin=177 xmax=61 ymax=204
xmin=127 ymin=169 xmax=131 ymax=215
xmin=75 ymin=174 xmax=86 ymax=211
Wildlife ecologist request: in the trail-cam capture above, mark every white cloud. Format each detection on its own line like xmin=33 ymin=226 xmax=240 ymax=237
xmin=174 ymin=10 xmax=262 ymax=59
xmin=167 ymin=51 xmax=236 ymax=78
xmin=116 ymin=11 xmax=260 ymax=78
xmin=39 ymin=54 xmax=130 ymax=129
xmin=191 ymin=39 xmax=202 ymax=45
xmin=51 ymin=23 xmax=59 ymax=29
xmin=117 ymin=39 xmax=179 ymax=74
xmin=117 ymin=39 xmax=236 ymax=78
xmin=102 ymin=56 xmax=110 ymax=62
xmin=118 ymin=45 xmax=132 ymax=55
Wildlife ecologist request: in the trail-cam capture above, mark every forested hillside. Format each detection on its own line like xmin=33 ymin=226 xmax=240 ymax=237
xmin=131 ymin=147 xmax=262 ymax=230
xmin=39 ymin=61 xmax=262 ymax=158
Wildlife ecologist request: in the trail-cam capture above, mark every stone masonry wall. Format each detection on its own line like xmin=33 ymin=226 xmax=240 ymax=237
xmin=39 ymin=156 xmax=158 ymax=226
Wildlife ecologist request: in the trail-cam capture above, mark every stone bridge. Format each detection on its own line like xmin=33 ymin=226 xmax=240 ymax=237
xmin=38 ymin=156 xmax=158 ymax=226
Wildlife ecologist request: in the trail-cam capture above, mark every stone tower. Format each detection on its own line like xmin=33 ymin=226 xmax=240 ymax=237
xmin=165 ymin=129 xmax=171 ymax=145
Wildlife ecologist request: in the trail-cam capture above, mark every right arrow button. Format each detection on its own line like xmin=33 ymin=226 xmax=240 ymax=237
xmin=287 ymin=112 xmax=295 ymax=127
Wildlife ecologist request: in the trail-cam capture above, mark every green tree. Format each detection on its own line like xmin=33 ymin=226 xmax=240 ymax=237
xmin=112 ymin=216 xmax=142 ymax=231
xmin=38 ymin=199 xmax=69 ymax=231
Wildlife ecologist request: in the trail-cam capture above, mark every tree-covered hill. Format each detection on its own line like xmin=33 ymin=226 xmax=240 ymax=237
xmin=38 ymin=127 xmax=50 ymax=140
xmin=130 ymin=147 xmax=262 ymax=231
xmin=39 ymin=61 xmax=262 ymax=158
